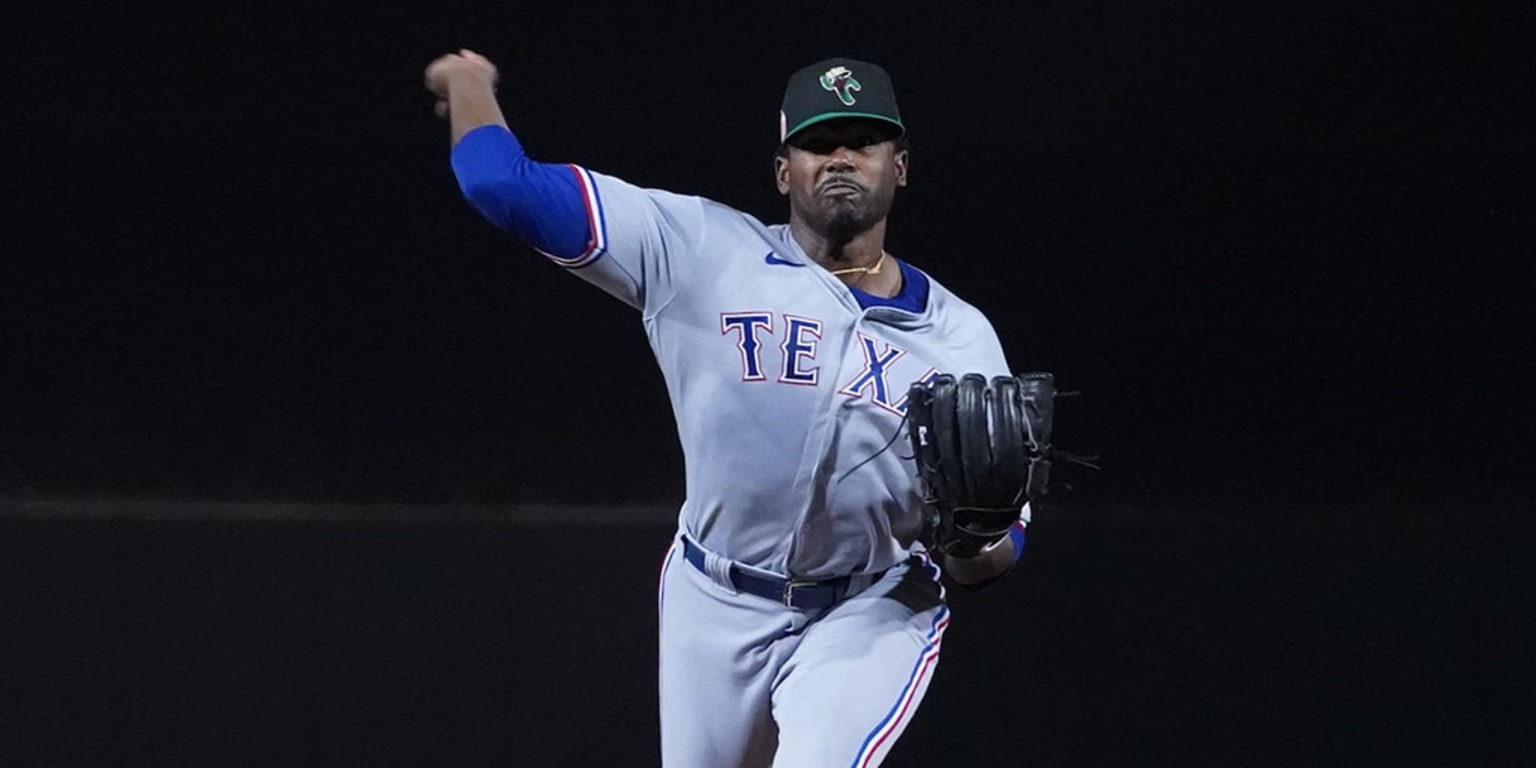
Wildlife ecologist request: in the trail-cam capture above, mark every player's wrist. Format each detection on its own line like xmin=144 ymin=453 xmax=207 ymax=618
xmin=446 ymin=70 xmax=497 ymax=98
xmin=940 ymin=530 xmax=1008 ymax=560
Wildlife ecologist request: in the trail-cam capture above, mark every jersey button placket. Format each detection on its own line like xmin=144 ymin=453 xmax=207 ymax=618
xmin=783 ymin=309 xmax=861 ymax=573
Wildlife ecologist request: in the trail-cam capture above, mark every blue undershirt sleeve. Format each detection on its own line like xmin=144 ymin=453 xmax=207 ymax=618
xmin=449 ymin=124 xmax=594 ymax=259
xmin=1008 ymin=520 xmax=1027 ymax=564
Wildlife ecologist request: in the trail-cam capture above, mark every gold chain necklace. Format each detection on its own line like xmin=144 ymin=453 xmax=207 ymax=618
xmin=827 ymin=250 xmax=888 ymax=277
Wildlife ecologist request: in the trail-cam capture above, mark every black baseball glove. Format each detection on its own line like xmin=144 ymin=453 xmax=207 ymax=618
xmin=906 ymin=372 xmax=1060 ymax=558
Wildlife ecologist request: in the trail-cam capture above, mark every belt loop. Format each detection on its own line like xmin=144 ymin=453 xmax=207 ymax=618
xmin=703 ymin=549 xmax=738 ymax=593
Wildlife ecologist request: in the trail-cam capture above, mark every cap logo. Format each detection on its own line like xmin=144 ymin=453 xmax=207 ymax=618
xmin=818 ymin=66 xmax=862 ymax=106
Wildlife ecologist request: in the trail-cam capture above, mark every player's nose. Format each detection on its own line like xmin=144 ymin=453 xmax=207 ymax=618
xmin=824 ymin=148 xmax=857 ymax=168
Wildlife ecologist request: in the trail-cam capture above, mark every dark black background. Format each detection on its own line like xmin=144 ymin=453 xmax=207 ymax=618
xmin=6 ymin=1 xmax=1527 ymax=507
xmin=3 ymin=2 xmax=1533 ymax=766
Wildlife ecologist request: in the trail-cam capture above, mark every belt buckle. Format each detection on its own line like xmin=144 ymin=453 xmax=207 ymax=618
xmin=782 ymin=578 xmax=818 ymax=608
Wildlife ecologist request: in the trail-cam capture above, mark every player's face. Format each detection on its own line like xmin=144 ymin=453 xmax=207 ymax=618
xmin=776 ymin=119 xmax=908 ymax=240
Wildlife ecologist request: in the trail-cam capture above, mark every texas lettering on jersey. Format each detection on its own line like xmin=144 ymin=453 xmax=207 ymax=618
xmin=721 ymin=311 xmax=943 ymax=415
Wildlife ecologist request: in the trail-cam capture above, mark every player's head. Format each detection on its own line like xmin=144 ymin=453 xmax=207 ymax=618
xmin=775 ymin=58 xmax=909 ymax=240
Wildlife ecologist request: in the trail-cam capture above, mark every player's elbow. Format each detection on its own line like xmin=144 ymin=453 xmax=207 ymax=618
xmin=458 ymin=175 xmax=513 ymax=220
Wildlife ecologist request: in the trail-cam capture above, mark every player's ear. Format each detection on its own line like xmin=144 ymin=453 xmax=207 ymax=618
xmin=893 ymin=148 xmax=908 ymax=188
xmin=774 ymin=153 xmax=790 ymax=195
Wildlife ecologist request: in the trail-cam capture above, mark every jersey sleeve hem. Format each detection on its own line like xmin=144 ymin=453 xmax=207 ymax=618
xmin=535 ymin=164 xmax=608 ymax=269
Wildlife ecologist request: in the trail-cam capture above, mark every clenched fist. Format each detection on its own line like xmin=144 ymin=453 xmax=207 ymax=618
xmin=424 ymin=49 xmax=499 ymax=119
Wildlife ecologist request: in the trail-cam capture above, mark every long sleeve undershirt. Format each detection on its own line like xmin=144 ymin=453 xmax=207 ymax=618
xmin=450 ymin=124 xmax=593 ymax=259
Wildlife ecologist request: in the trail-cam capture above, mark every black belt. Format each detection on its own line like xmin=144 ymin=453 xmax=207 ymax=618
xmin=681 ymin=537 xmax=872 ymax=611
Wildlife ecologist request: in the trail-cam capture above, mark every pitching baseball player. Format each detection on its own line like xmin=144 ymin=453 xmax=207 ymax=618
xmin=425 ymin=50 xmax=1031 ymax=767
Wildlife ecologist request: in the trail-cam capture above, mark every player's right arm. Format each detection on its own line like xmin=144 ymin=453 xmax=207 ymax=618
xmin=424 ymin=49 xmax=704 ymax=314
xmin=424 ymin=49 xmax=594 ymax=260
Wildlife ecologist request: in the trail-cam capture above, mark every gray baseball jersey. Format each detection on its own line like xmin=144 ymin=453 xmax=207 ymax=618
xmin=562 ymin=168 xmax=1012 ymax=579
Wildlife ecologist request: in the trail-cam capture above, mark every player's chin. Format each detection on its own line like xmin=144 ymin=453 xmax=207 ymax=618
xmin=820 ymin=209 xmax=872 ymax=238
xmin=837 ymin=200 xmax=891 ymax=227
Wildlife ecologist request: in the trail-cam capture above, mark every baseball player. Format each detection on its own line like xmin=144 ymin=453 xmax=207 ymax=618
xmin=425 ymin=49 xmax=1029 ymax=767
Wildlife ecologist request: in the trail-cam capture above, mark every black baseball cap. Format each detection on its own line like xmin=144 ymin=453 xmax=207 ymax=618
xmin=779 ymin=58 xmax=904 ymax=145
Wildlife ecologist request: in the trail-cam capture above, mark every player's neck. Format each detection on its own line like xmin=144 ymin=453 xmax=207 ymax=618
xmin=788 ymin=219 xmax=902 ymax=298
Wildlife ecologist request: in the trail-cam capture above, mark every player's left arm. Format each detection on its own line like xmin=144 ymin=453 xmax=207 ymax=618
xmin=940 ymin=313 xmax=1028 ymax=588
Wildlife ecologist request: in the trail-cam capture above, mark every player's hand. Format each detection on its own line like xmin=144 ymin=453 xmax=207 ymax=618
xmin=424 ymin=49 xmax=499 ymax=118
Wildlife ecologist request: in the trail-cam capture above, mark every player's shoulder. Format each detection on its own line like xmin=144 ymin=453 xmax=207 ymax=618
xmin=698 ymin=197 xmax=775 ymax=230
xmin=911 ymin=265 xmax=1009 ymax=368
xmin=911 ymin=264 xmax=995 ymax=326
xmin=585 ymin=169 xmax=771 ymax=230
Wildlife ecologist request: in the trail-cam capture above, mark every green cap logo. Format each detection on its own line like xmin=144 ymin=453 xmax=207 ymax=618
xmin=819 ymin=66 xmax=862 ymax=106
